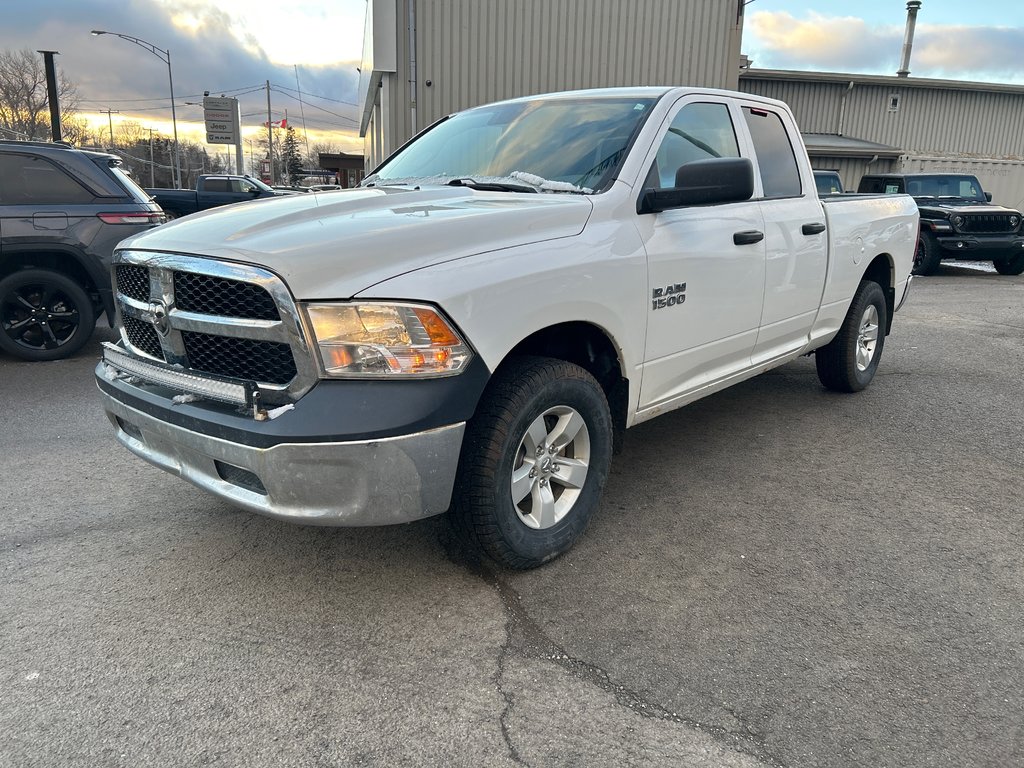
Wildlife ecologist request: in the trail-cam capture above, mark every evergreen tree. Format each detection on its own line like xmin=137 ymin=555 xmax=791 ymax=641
xmin=282 ymin=125 xmax=303 ymax=183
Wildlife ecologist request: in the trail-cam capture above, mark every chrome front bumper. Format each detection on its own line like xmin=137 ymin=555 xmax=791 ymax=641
xmin=100 ymin=391 xmax=465 ymax=527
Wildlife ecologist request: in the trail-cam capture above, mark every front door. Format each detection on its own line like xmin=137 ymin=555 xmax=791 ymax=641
xmin=634 ymin=98 xmax=766 ymax=411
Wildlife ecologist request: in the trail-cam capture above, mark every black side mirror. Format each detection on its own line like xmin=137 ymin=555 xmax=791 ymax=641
xmin=638 ymin=157 xmax=754 ymax=214
xmin=985 ymin=192 xmax=993 ymax=202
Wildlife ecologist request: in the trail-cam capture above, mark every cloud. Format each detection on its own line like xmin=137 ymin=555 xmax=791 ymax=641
xmin=0 ymin=0 xmax=363 ymax=146
xmin=746 ymin=10 xmax=1024 ymax=83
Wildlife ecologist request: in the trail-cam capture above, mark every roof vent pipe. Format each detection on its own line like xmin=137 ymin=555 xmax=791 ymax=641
xmin=897 ymin=1 xmax=922 ymax=77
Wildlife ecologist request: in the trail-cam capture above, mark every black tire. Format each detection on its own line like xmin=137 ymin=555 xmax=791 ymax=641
xmin=913 ymin=233 xmax=942 ymax=275
xmin=0 ymin=269 xmax=96 ymax=362
xmin=816 ymin=280 xmax=888 ymax=393
xmin=994 ymin=253 xmax=1024 ymax=275
xmin=451 ymin=356 xmax=613 ymax=569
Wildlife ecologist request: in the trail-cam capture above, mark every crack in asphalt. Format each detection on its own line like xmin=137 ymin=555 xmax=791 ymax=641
xmin=441 ymin=534 xmax=785 ymax=767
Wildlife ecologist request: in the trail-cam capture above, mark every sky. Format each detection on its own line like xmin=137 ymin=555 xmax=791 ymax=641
xmin=743 ymin=0 xmax=1024 ymax=83
xmin=2 ymin=1 xmax=1022 ymax=159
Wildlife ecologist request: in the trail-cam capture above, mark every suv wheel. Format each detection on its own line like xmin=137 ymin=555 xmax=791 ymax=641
xmin=0 ymin=269 xmax=96 ymax=361
xmin=994 ymin=253 xmax=1024 ymax=275
xmin=913 ymin=233 xmax=942 ymax=275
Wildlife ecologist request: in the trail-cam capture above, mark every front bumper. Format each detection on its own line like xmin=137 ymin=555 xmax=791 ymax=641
xmin=935 ymin=234 xmax=1024 ymax=258
xmin=99 ymin=389 xmax=465 ymax=526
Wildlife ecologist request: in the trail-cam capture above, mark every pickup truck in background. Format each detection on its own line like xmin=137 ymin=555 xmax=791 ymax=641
xmin=858 ymin=173 xmax=1024 ymax=275
xmin=145 ymin=174 xmax=293 ymax=220
xmin=97 ymin=87 xmax=917 ymax=568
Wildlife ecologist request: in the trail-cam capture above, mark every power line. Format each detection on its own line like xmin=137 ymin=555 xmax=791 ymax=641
xmin=270 ymin=87 xmax=358 ymax=124
xmin=271 ymin=82 xmax=359 ymax=107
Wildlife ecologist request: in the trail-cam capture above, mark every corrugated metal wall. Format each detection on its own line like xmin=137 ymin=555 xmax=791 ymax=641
xmin=740 ymin=75 xmax=1024 ymax=159
xmin=416 ymin=0 xmax=740 ymax=123
xmin=808 ymin=156 xmax=895 ymax=192
xmin=373 ymin=0 xmax=742 ymax=161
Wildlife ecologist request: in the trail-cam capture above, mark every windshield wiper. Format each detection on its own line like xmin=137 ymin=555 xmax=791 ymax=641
xmin=446 ymin=178 xmax=537 ymax=193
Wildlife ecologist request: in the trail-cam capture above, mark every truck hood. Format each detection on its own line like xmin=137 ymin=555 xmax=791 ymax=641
xmin=117 ymin=186 xmax=593 ymax=298
xmin=916 ymin=201 xmax=1021 ymax=216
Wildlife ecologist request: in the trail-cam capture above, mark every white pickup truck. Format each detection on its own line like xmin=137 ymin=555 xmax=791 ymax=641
xmin=97 ymin=87 xmax=917 ymax=568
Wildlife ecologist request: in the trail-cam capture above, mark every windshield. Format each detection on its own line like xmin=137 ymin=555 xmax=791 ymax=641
xmin=365 ymin=96 xmax=659 ymax=193
xmin=249 ymin=176 xmax=275 ymax=193
xmin=905 ymin=175 xmax=985 ymax=202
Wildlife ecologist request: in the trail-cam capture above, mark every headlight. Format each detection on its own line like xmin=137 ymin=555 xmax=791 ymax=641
xmin=1011 ymin=215 xmax=1021 ymax=229
xmin=304 ymin=302 xmax=472 ymax=377
xmin=950 ymin=215 xmax=964 ymax=229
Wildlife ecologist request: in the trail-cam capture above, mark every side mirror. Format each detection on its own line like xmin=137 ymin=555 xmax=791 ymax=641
xmin=985 ymin=192 xmax=993 ymax=202
xmin=638 ymin=157 xmax=754 ymax=214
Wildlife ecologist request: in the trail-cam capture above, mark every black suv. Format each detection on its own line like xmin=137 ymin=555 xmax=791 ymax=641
xmin=858 ymin=173 xmax=1024 ymax=276
xmin=0 ymin=140 xmax=165 ymax=361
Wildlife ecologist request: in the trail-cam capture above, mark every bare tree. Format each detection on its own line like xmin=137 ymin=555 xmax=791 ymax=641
xmin=308 ymin=140 xmax=340 ymax=169
xmin=0 ymin=48 xmax=80 ymax=141
xmin=116 ymin=119 xmax=148 ymax=147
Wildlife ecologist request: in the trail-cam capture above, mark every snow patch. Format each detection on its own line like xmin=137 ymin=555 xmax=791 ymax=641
xmin=509 ymin=171 xmax=593 ymax=194
xmin=171 ymin=394 xmax=202 ymax=405
xmin=266 ymin=404 xmax=295 ymax=420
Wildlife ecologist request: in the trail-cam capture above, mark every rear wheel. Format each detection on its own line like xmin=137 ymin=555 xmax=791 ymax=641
xmin=913 ymin=233 xmax=942 ymax=275
xmin=816 ymin=280 xmax=888 ymax=393
xmin=451 ymin=356 xmax=613 ymax=569
xmin=994 ymin=253 xmax=1024 ymax=275
xmin=0 ymin=269 xmax=96 ymax=362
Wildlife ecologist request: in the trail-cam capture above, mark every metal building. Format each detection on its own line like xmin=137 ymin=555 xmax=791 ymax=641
xmin=358 ymin=0 xmax=746 ymax=168
xmin=740 ymin=69 xmax=1024 ymax=207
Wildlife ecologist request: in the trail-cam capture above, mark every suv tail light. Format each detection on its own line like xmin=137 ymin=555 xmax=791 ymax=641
xmin=97 ymin=212 xmax=165 ymax=225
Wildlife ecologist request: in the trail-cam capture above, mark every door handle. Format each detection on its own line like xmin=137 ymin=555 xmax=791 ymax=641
xmin=802 ymin=222 xmax=826 ymax=235
xmin=733 ymin=230 xmax=764 ymax=245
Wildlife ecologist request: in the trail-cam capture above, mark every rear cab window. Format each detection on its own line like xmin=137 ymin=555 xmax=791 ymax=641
xmin=742 ymin=107 xmax=802 ymax=198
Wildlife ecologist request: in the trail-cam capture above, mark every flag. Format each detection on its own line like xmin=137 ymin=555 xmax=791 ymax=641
xmin=261 ymin=118 xmax=288 ymax=129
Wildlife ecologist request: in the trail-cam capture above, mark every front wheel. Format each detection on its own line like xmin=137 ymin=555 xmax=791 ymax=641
xmin=0 ymin=269 xmax=96 ymax=361
xmin=451 ymin=356 xmax=613 ymax=569
xmin=913 ymin=233 xmax=942 ymax=275
xmin=994 ymin=253 xmax=1024 ymax=275
xmin=815 ymin=280 xmax=888 ymax=393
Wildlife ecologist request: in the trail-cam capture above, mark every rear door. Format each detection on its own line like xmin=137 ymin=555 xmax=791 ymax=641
xmin=739 ymin=103 xmax=829 ymax=365
xmin=633 ymin=96 xmax=766 ymax=411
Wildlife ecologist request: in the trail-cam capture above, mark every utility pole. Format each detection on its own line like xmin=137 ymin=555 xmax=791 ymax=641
xmin=37 ymin=50 xmax=62 ymax=142
xmin=144 ymin=127 xmax=155 ymax=187
xmin=265 ymin=80 xmax=275 ymax=184
xmin=100 ymin=109 xmax=120 ymax=146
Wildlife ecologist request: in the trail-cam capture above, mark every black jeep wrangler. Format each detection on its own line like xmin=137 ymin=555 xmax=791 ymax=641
xmin=0 ymin=140 xmax=165 ymax=361
xmin=858 ymin=173 xmax=1024 ymax=276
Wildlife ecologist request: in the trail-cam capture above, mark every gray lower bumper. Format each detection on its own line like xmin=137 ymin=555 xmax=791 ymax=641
xmin=101 ymin=393 xmax=465 ymax=526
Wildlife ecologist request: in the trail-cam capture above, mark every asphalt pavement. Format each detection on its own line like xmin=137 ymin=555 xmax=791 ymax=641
xmin=2 ymin=263 xmax=1022 ymax=767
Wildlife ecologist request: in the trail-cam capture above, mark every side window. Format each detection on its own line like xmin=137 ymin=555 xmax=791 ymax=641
xmin=0 ymin=154 xmax=93 ymax=205
xmin=650 ymin=102 xmax=739 ymax=190
xmin=743 ymin=107 xmax=802 ymax=198
xmin=204 ymin=179 xmax=230 ymax=193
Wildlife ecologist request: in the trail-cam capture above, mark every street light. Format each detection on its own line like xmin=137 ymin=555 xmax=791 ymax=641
xmin=91 ymin=30 xmax=181 ymax=189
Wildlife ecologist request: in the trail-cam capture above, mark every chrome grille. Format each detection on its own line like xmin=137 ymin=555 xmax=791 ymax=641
xmin=959 ymin=214 xmax=1017 ymax=234
xmin=116 ymin=264 xmax=150 ymax=302
xmin=122 ymin=315 xmax=164 ymax=360
xmin=182 ymin=331 xmax=296 ymax=385
xmin=111 ymin=251 xmax=315 ymax=405
xmin=173 ymin=272 xmax=280 ymax=320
